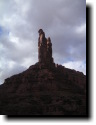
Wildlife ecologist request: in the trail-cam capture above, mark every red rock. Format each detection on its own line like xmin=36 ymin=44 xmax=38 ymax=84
xmin=0 ymin=29 xmax=86 ymax=116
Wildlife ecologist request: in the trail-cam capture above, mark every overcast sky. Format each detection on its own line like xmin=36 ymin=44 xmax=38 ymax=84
xmin=0 ymin=0 xmax=86 ymax=84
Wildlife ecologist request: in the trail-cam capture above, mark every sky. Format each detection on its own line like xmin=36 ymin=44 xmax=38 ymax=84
xmin=0 ymin=0 xmax=86 ymax=84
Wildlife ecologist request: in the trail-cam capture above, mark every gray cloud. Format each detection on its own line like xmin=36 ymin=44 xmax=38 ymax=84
xmin=0 ymin=0 xmax=86 ymax=84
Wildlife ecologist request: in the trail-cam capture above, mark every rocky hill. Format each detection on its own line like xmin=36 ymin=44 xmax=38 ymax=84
xmin=0 ymin=29 xmax=86 ymax=115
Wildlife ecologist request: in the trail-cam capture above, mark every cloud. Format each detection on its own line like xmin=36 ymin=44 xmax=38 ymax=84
xmin=0 ymin=60 xmax=26 ymax=84
xmin=0 ymin=0 xmax=86 ymax=84
xmin=63 ymin=61 xmax=86 ymax=75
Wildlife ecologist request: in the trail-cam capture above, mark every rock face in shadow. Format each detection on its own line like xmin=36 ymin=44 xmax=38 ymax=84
xmin=0 ymin=29 xmax=86 ymax=115
xmin=0 ymin=62 xmax=86 ymax=115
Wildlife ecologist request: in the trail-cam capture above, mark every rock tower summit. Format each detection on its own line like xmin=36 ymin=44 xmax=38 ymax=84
xmin=38 ymin=29 xmax=54 ymax=65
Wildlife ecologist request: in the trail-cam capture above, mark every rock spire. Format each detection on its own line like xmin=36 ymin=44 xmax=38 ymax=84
xmin=38 ymin=29 xmax=53 ymax=64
